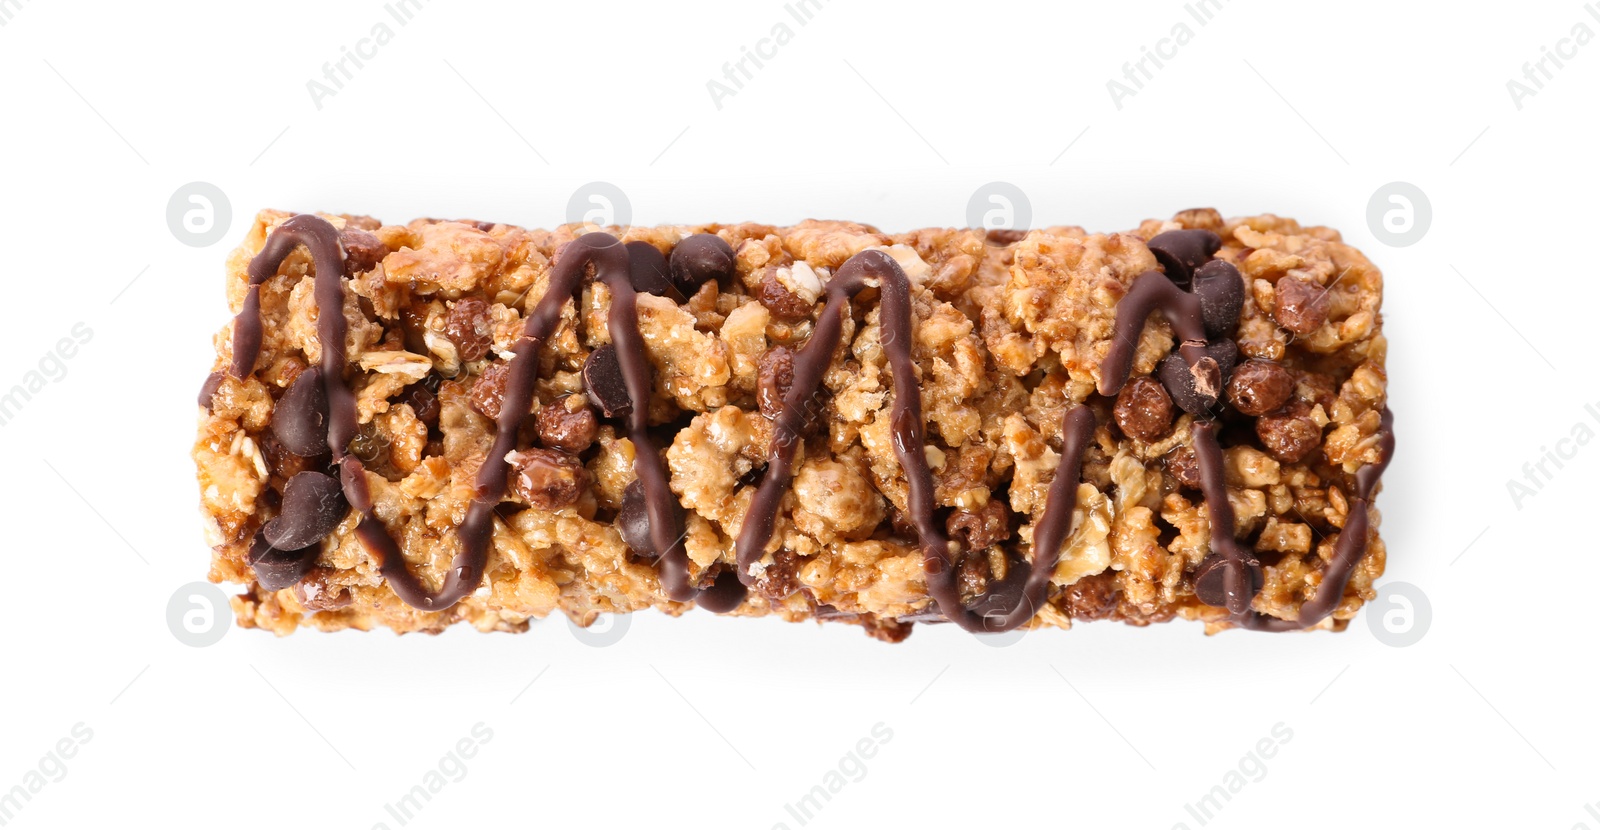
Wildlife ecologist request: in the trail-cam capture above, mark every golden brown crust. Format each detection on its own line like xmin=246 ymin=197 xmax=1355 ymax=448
xmin=195 ymin=209 xmax=1388 ymax=638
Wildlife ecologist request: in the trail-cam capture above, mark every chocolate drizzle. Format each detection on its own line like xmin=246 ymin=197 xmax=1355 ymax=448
xmin=1099 ymin=240 xmax=1396 ymax=631
xmin=226 ymin=214 xmax=1391 ymax=633
xmin=231 ymin=217 xmax=744 ymax=612
xmin=733 ymin=250 xmax=1096 ymax=633
xmin=1098 ymin=270 xmax=1216 ymax=403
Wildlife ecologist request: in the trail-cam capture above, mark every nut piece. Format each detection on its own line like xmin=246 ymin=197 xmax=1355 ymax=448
xmin=340 ymin=228 xmax=388 ymax=276
xmin=1226 ymin=359 xmax=1295 ymax=416
xmin=756 ymin=345 xmax=796 ymax=420
xmin=946 ymin=498 xmax=1012 ymax=551
xmin=506 ymin=448 xmax=588 ymax=510
xmin=469 ymin=362 xmax=512 ymax=421
xmin=756 ymin=267 xmax=814 ymax=321
xmin=536 ymin=395 xmax=598 ymax=454
xmin=445 ymin=297 xmax=494 ymax=362
xmin=1114 ymin=376 xmax=1176 ymax=441
xmin=1256 ymin=401 xmax=1323 ymax=463
xmin=1272 ymin=276 xmax=1330 ymax=334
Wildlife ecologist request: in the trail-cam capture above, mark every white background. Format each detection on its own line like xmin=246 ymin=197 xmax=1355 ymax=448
xmin=1 ymin=0 xmax=1596 ymax=827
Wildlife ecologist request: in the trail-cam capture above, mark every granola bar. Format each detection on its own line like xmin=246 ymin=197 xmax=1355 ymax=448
xmin=193 ymin=208 xmax=1392 ymax=640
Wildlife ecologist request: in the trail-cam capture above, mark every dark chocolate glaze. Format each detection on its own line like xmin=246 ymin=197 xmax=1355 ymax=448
xmin=226 ymin=215 xmax=1392 ymax=632
xmin=231 ymin=218 xmax=742 ymax=612
xmin=733 ymin=250 xmax=1096 ymax=633
xmin=1098 ymin=270 xmax=1214 ymax=402
xmin=1266 ymin=406 xmax=1395 ymax=629
xmin=1100 ymin=239 xmax=1396 ymax=631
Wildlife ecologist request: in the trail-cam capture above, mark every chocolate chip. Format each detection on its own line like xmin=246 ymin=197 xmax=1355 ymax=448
xmin=1060 ymin=571 xmax=1120 ymax=621
xmin=1166 ymin=446 xmax=1202 ymax=490
xmin=956 ymin=550 xmax=991 ymax=600
xmin=697 ymin=570 xmax=748 ymax=613
xmin=755 ymin=268 xmax=814 ymax=322
xmin=1113 ymin=376 xmax=1176 ymax=441
xmin=946 ymin=498 xmax=1012 ymax=551
xmin=469 ymin=362 xmax=511 ymax=421
xmin=339 ymin=228 xmax=388 ymax=276
xmin=985 ymin=228 xmax=1028 ymax=246
xmin=1256 ymin=401 xmax=1323 ymax=463
xmin=1192 ymin=554 xmax=1262 ymax=608
xmin=668 ymin=233 xmax=734 ymax=297
xmin=756 ymin=345 xmax=796 ymax=419
xmin=1146 ymin=229 xmax=1221 ymax=286
xmin=262 ymin=471 xmax=347 ymax=551
xmin=271 ymin=367 xmax=329 ymax=457
xmin=617 ymin=479 xmax=683 ymax=557
xmin=260 ymin=432 xmax=321 ymax=481
xmin=536 ymin=395 xmax=598 ymax=453
xmin=506 ymin=448 xmax=588 ymax=510
xmin=625 ymin=241 xmax=677 ymax=299
xmin=1272 ymin=276 xmax=1330 ymax=334
xmin=583 ymin=344 xmax=632 ymax=419
xmin=1157 ymin=340 xmax=1238 ymax=416
xmin=198 ymin=371 xmax=225 ymax=410
xmin=755 ymin=549 xmax=802 ymax=601
xmin=1192 ymin=260 xmax=1245 ymax=339
xmin=445 ymin=297 xmax=494 ymax=362
xmin=396 ymin=379 xmax=441 ymax=428
xmin=249 ymin=529 xmax=320 ymax=592
xmin=1226 ymin=359 xmax=1294 ymax=416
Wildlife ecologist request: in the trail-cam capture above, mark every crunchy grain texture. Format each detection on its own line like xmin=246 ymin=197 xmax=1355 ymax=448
xmin=195 ymin=210 xmax=1389 ymax=638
